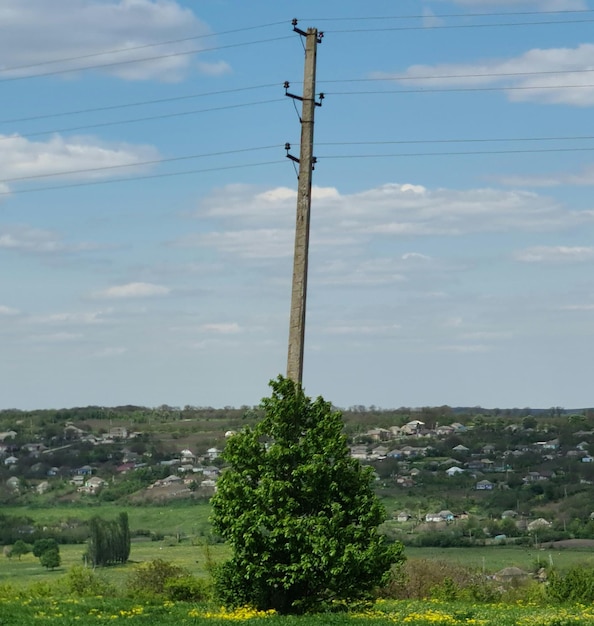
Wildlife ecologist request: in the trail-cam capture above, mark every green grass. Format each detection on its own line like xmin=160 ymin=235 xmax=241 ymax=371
xmin=404 ymin=545 xmax=594 ymax=572
xmin=0 ymin=540 xmax=230 ymax=588
xmin=1 ymin=597 xmax=594 ymax=626
xmin=2 ymin=501 xmax=213 ymax=537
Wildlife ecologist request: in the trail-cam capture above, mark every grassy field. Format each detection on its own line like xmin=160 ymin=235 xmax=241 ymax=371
xmin=1 ymin=596 xmax=594 ymax=626
xmin=2 ymin=502 xmax=214 ymax=538
xmin=4 ymin=502 xmax=594 ymax=590
xmin=0 ymin=539 xmax=230 ymax=588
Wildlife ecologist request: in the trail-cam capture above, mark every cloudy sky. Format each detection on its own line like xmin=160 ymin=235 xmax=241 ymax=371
xmin=2 ymin=0 xmax=594 ymax=411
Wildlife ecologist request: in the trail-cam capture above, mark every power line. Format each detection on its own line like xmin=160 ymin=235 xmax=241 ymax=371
xmin=302 ymin=9 xmax=594 ymax=21
xmin=321 ymin=67 xmax=594 ymax=84
xmin=327 ymin=18 xmax=594 ymax=33
xmin=0 ymin=21 xmax=287 ymax=76
xmin=0 ymin=84 xmax=279 ymax=125
xmin=320 ymin=146 xmax=594 ymax=159
xmin=0 ymin=146 xmax=280 ymax=184
xmin=0 ymin=160 xmax=287 ymax=196
xmin=3 ymin=67 xmax=593 ymax=128
xmin=0 ymin=98 xmax=284 ymax=142
xmin=0 ymin=36 xmax=293 ymax=83
xmin=320 ymin=135 xmax=594 ymax=146
xmin=6 ymin=143 xmax=594 ymax=193
xmin=326 ymin=84 xmax=594 ymax=96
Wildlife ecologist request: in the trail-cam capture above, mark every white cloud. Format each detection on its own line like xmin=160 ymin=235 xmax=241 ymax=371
xmin=514 ymin=245 xmax=594 ymax=263
xmin=0 ymin=305 xmax=19 ymax=316
xmin=437 ymin=344 xmax=492 ymax=353
xmin=0 ymin=134 xmax=160 ymax=191
xmin=29 ymin=332 xmax=83 ymax=343
xmin=324 ymin=323 xmax=401 ymax=335
xmin=379 ymin=43 xmax=594 ymax=106
xmin=181 ymin=182 xmax=594 ymax=261
xmin=93 ymin=282 xmax=170 ymax=299
xmin=31 ymin=310 xmax=111 ymax=325
xmin=199 ymin=322 xmax=241 ymax=334
xmin=0 ymin=225 xmax=98 ymax=254
xmin=92 ymin=347 xmax=128 ymax=357
xmin=500 ymin=164 xmax=594 ymax=187
xmin=0 ymin=0 xmax=215 ymax=82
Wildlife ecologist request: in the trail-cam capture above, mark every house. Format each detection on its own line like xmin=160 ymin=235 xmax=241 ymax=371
xmin=475 ymin=479 xmax=494 ymax=490
xmin=366 ymin=428 xmax=391 ymax=442
xmin=23 ymin=443 xmax=46 ymax=455
xmin=425 ymin=510 xmax=454 ymax=523
xmin=435 ymin=425 xmax=454 ymax=436
xmin=206 ymin=447 xmax=220 ymax=461
xmin=180 ymin=449 xmax=196 ymax=462
xmin=6 ymin=476 xmax=20 ymax=491
xmin=446 ymin=466 xmax=464 ymax=477
xmin=582 ymin=456 xmax=594 ymax=463
xmin=108 ymin=426 xmax=128 ymax=440
xmin=452 ymin=444 xmax=469 ymax=453
xmin=396 ymin=511 xmax=412 ymax=522
xmin=401 ymin=420 xmax=425 ymax=435
xmin=36 ymin=481 xmax=50 ymax=494
xmin=386 ymin=448 xmax=403 ymax=459
xmin=450 ymin=422 xmax=468 ymax=433
xmin=82 ymin=477 xmax=106 ymax=494
xmin=4 ymin=455 xmax=18 ymax=466
xmin=116 ymin=462 xmax=136 ymax=474
xmin=438 ymin=510 xmax=455 ymax=522
xmin=370 ymin=445 xmax=389 ymax=460
xmin=350 ymin=445 xmax=368 ymax=460
xmin=482 ymin=444 xmax=496 ymax=455
xmin=0 ymin=430 xmax=17 ymax=441
xmin=527 ymin=518 xmax=551 ymax=532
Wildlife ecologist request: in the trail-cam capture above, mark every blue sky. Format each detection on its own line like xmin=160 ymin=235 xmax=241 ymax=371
xmin=2 ymin=0 xmax=594 ymax=411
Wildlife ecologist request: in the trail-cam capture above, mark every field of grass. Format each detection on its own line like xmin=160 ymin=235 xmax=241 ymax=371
xmin=0 ymin=539 xmax=230 ymax=588
xmin=2 ymin=502 xmax=214 ymax=537
xmin=1 ymin=596 xmax=594 ymax=626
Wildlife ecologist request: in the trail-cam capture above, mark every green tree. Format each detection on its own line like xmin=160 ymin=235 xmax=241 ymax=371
xmin=11 ymin=539 xmax=31 ymax=560
xmin=211 ymin=376 xmax=403 ymax=614
xmin=39 ymin=548 xmax=61 ymax=570
xmin=32 ymin=538 xmax=58 ymax=558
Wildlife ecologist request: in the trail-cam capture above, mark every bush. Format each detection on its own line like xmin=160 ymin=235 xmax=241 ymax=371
xmin=379 ymin=558 xmax=498 ymax=602
xmin=64 ymin=565 xmax=116 ymax=597
xmin=547 ymin=566 xmax=594 ymax=603
xmin=126 ymin=559 xmax=188 ymax=599
xmin=164 ymin=575 xmax=210 ymax=602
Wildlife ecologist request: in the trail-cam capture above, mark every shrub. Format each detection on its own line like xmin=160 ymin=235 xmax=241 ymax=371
xmin=547 ymin=566 xmax=594 ymax=603
xmin=126 ymin=559 xmax=187 ymax=598
xmin=164 ymin=575 xmax=210 ymax=602
xmin=64 ymin=565 xmax=116 ymax=597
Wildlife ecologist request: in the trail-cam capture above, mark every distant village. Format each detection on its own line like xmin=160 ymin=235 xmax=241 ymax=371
xmin=2 ymin=409 xmax=594 ymax=542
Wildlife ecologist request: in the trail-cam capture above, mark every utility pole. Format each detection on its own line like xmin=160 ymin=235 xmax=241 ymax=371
xmin=285 ymin=21 xmax=323 ymax=385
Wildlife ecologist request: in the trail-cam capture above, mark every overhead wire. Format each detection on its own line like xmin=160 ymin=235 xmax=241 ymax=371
xmin=0 ymin=36 xmax=293 ymax=83
xmin=3 ymin=68 xmax=593 ymax=130
xmin=0 ymin=98 xmax=285 ymax=142
xmin=0 ymin=145 xmax=281 ymax=184
xmin=0 ymin=84 xmax=280 ymax=125
xmin=300 ymin=9 xmax=594 ymax=21
xmin=0 ymin=160 xmax=287 ymax=197
xmin=5 ymin=136 xmax=594 ymax=187
xmin=0 ymin=21 xmax=288 ymax=76
xmin=326 ymin=18 xmax=594 ymax=33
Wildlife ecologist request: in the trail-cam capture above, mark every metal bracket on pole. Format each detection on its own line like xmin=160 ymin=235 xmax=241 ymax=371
xmin=284 ymin=81 xmax=324 ymax=107
xmin=292 ymin=19 xmax=324 ymax=43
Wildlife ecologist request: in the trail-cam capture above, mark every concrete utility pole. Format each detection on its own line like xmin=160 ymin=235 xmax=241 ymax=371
xmin=286 ymin=24 xmax=322 ymax=385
